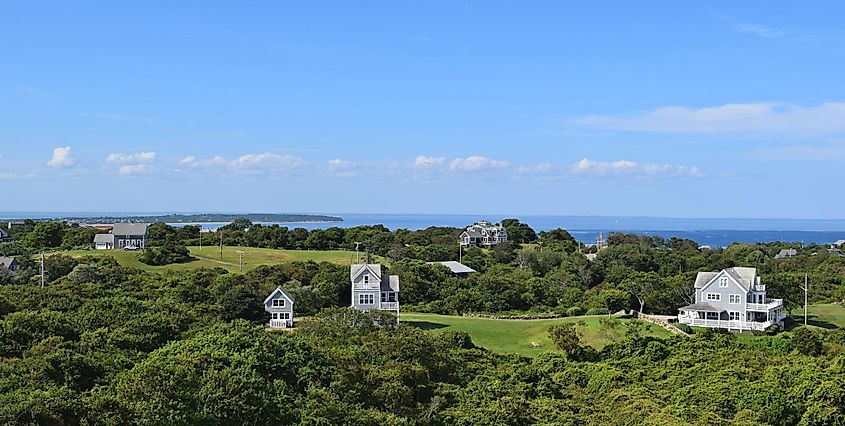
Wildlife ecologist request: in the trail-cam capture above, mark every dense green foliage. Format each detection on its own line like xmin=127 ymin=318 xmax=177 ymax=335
xmin=1 ymin=224 xmax=845 ymax=424
xmin=1 ymin=257 xmax=845 ymax=424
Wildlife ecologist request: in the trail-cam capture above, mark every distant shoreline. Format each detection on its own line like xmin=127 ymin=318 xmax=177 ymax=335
xmin=0 ymin=213 xmax=344 ymax=224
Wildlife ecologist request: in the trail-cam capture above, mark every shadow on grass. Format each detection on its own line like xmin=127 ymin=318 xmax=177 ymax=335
xmin=783 ymin=315 xmax=839 ymax=331
xmin=403 ymin=320 xmax=450 ymax=330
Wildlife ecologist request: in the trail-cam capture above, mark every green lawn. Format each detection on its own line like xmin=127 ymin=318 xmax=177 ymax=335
xmin=791 ymin=303 xmax=845 ymax=330
xmin=58 ymin=246 xmax=380 ymax=273
xmin=400 ymin=312 xmax=671 ymax=357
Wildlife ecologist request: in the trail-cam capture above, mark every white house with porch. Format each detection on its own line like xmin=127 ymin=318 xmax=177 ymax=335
xmin=264 ymin=286 xmax=295 ymax=328
xmin=350 ymin=263 xmax=399 ymax=318
xmin=678 ymin=267 xmax=787 ymax=332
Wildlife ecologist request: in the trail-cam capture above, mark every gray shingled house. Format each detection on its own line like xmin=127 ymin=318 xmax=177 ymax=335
xmin=111 ymin=223 xmax=149 ymax=249
xmin=264 ymin=286 xmax=295 ymax=328
xmin=0 ymin=228 xmax=11 ymax=243
xmin=460 ymin=220 xmax=508 ymax=247
xmin=94 ymin=233 xmax=115 ymax=250
xmin=774 ymin=249 xmax=798 ymax=259
xmin=678 ymin=267 xmax=786 ymax=331
xmin=0 ymin=256 xmax=19 ymax=273
xmin=350 ymin=263 xmax=399 ymax=317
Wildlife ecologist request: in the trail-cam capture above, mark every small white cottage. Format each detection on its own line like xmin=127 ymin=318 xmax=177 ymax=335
xmin=264 ymin=286 xmax=295 ymax=328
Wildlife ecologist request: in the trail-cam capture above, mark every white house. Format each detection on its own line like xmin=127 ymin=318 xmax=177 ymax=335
xmin=678 ymin=267 xmax=786 ymax=332
xmin=460 ymin=220 xmax=508 ymax=247
xmin=350 ymin=263 xmax=399 ymax=317
xmin=264 ymin=286 xmax=295 ymax=328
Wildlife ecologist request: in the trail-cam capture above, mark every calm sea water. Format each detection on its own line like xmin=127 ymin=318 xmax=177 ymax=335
xmin=3 ymin=212 xmax=845 ymax=248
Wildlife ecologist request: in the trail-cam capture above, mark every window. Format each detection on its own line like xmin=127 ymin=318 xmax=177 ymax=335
xmin=729 ymin=294 xmax=741 ymax=304
xmin=706 ymin=293 xmax=721 ymax=301
xmin=729 ymin=311 xmax=740 ymax=321
xmin=719 ymin=277 xmax=729 ymax=288
xmin=359 ymin=294 xmax=374 ymax=305
xmin=272 ymin=313 xmax=279 ymax=320
xmin=363 ymin=275 xmax=370 ymax=284
xmin=272 ymin=299 xmax=285 ymax=307
xmin=381 ymin=292 xmax=386 ymax=302
xmin=280 ymin=313 xmax=289 ymax=320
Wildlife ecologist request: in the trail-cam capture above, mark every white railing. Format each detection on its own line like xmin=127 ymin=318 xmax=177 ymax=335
xmin=753 ymin=284 xmax=766 ymax=292
xmin=746 ymin=299 xmax=783 ymax=311
xmin=380 ymin=302 xmax=399 ymax=310
xmin=679 ymin=318 xmax=770 ymax=331
xmin=269 ymin=320 xmax=292 ymax=328
xmin=679 ymin=317 xmax=784 ymax=331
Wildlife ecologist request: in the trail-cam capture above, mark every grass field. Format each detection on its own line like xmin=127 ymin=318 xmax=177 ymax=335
xmin=58 ymin=246 xmax=380 ymax=273
xmin=400 ymin=312 xmax=672 ymax=357
xmin=792 ymin=303 xmax=845 ymax=330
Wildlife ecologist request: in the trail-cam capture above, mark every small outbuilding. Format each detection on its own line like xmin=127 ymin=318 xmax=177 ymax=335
xmin=427 ymin=261 xmax=477 ymax=278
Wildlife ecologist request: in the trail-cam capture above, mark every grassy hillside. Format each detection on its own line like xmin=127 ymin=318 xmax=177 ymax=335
xmin=58 ymin=246 xmax=381 ymax=273
xmin=401 ymin=312 xmax=672 ymax=357
xmin=792 ymin=303 xmax=845 ymax=329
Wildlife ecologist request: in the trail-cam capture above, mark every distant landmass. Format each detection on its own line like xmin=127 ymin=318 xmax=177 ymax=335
xmin=2 ymin=213 xmax=343 ymax=224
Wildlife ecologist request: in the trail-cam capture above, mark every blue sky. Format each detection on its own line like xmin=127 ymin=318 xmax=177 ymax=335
xmin=2 ymin=1 xmax=845 ymax=218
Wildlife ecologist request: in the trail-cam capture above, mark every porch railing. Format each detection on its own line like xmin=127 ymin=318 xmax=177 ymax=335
xmin=380 ymin=302 xmax=399 ymax=310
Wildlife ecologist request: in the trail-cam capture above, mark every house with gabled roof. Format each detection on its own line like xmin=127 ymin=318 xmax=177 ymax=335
xmin=94 ymin=233 xmax=114 ymax=250
xmin=678 ymin=267 xmax=786 ymax=332
xmin=460 ymin=220 xmax=508 ymax=247
xmin=0 ymin=228 xmax=11 ymax=243
xmin=0 ymin=256 xmax=19 ymax=274
xmin=264 ymin=286 xmax=295 ymax=328
xmin=774 ymin=249 xmax=797 ymax=259
xmin=350 ymin=263 xmax=399 ymax=317
xmin=112 ymin=223 xmax=148 ymax=249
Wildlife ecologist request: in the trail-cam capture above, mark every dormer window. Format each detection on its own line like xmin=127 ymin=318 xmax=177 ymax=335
xmin=719 ymin=277 xmax=728 ymax=288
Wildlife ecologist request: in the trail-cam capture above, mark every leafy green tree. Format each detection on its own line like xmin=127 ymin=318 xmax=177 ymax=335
xmin=548 ymin=321 xmax=585 ymax=358
xmin=501 ymin=218 xmax=537 ymax=243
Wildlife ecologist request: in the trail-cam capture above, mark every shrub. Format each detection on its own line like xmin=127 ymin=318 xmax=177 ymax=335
xmin=566 ymin=306 xmax=585 ymax=317
xmin=585 ymin=308 xmax=609 ymax=316
xmin=675 ymin=323 xmax=693 ymax=334
xmin=138 ymin=243 xmax=192 ymax=266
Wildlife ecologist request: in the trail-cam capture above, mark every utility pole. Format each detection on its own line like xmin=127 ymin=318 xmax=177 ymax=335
xmin=236 ymin=250 xmax=245 ymax=273
xmin=199 ymin=227 xmax=202 ymax=251
xmin=459 ymin=242 xmax=462 ymax=263
xmin=219 ymin=230 xmax=223 ymax=259
xmin=799 ymin=273 xmax=809 ymax=326
xmin=40 ymin=252 xmax=45 ymax=288
xmin=355 ymin=242 xmax=361 ymax=263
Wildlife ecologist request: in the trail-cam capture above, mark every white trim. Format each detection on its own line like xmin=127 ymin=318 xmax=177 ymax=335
xmin=706 ymin=293 xmax=721 ymax=301
xmin=700 ymin=271 xmax=748 ymax=294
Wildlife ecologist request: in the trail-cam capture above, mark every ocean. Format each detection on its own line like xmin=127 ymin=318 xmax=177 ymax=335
xmin=3 ymin=212 xmax=844 ymax=248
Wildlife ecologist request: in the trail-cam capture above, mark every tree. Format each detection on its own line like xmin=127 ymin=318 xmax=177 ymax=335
xmin=619 ymin=272 xmax=662 ymax=314
xmin=791 ymin=327 xmax=822 ymax=356
xmin=218 ymin=284 xmax=268 ymax=324
xmin=599 ymin=289 xmax=629 ymax=315
xmin=548 ymin=321 xmax=585 ymax=358
xmin=501 ymin=219 xmax=537 ymax=244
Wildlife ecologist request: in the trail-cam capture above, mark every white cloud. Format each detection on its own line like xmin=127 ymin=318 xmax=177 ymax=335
xmin=118 ymin=164 xmax=150 ymax=175
xmin=229 ymin=153 xmax=302 ymax=169
xmin=569 ymin=102 xmax=845 ymax=136
xmin=414 ymin=155 xmax=445 ymax=168
xmin=106 ymin=152 xmax=157 ymax=164
xmin=177 ymin=153 xmax=303 ymax=175
xmin=733 ymin=23 xmax=815 ymax=42
xmin=179 ymin=155 xmax=227 ymax=168
xmin=47 ymin=146 xmax=75 ymax=168
xmin=449 ymin=156 xmax=510 ymax=172
xmin=572 ymin=158 xmax=702 ymax=178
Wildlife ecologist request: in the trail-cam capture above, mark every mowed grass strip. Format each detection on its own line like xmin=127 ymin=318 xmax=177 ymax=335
xmin=401 ymin=312 xmax=672 ymax=357
xmin=58 ymin=246 xmax=380 ymax=273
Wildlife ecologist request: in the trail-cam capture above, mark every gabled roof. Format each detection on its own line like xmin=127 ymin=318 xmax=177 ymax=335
xmin=695 ymin=267 xmax=757 ymax=292
xmin=775 ymin=249 xmax=797 ymax=259
xmin=463 ymin=229 xmax=483 ymax=238
xmin=112 ymin=223 xmax=148 ymax=235
xmin=835 ymin=239 xmax=845 ymax=247
xmin=0 ymin=228 xmax=9 ymax=238
xmin=264 ymin=286 xmax=295 ymax=304
xmin=350 ymin=263 xmax=382 ymax=281
xmin=427 ymin=261 xmax=476 ymax=274
xmin=0 ymin=256 xmax=17 ymax=269
xmin=94 ymin=234 xmax=114 ymax=243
